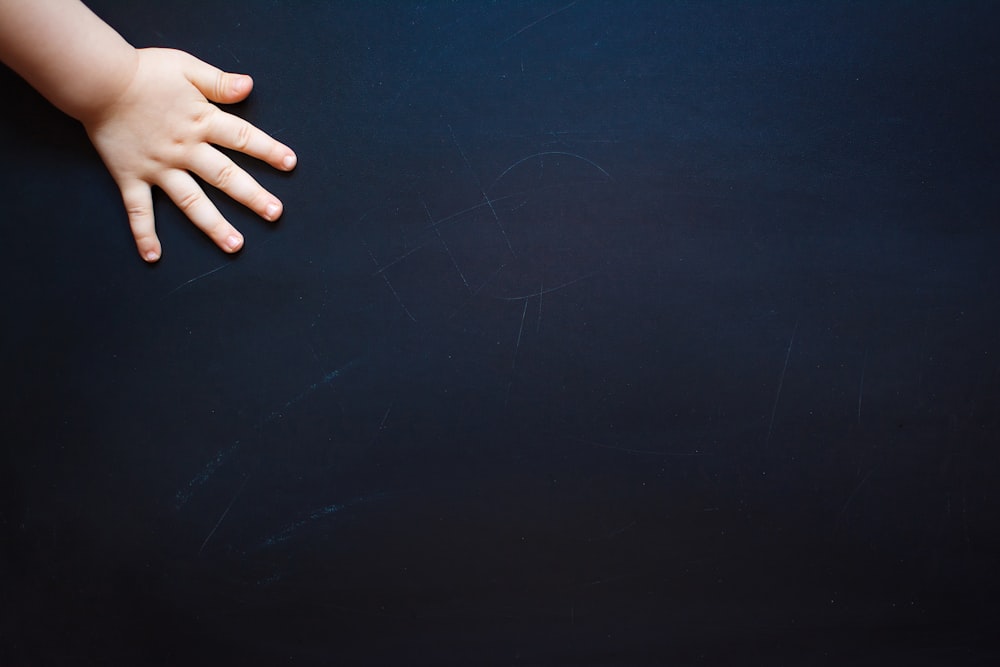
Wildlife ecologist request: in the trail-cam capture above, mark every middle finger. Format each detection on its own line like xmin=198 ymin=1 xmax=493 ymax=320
xmin=187 ymin=144 xmax=283 ymax=222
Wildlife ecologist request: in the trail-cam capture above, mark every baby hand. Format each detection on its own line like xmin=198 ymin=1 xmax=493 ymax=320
xmin=83 ymin=47 xmax=296 ymax=262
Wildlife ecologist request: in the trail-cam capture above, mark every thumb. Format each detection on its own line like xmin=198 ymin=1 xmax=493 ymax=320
xmin=186 ymin=56 xmax=253 ymax=104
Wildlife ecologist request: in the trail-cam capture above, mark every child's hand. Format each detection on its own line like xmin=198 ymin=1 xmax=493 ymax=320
xmin=82 ymin=48 xmax=297 ymax=262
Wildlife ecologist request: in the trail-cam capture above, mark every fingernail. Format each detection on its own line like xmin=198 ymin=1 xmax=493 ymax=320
xmin=232 ymin=75 xmax=250 ymax=95
xmin=282 ymin=154 xmax=297 ymax=169
xmin=226 ymin=234 xmax=243 ymax=250
xmin=265 ymin=202 xmax=281 ymax=219
xmin=145 ymin=250 xmax=159 ymax=262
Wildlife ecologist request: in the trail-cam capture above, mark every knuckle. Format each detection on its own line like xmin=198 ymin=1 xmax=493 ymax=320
xmin=234 ymin=122 xmax=253 ymax=150
xmin=214 ymin=163 xmax=236 ymax=189
xmin=190 ymin=106 xmax=212 ymax=129
xmin=176 ymin=190 xmax=202 ymax=213
xmin=125 ymin=204 xmax=151 ymax=221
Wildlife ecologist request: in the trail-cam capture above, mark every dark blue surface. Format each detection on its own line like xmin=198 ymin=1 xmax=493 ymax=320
xmin=2 ymin=1 xmax=999 ymax=664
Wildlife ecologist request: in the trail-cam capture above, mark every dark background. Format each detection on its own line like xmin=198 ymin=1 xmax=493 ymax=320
xmin=2 ymin=1 xmax=998 ymax=664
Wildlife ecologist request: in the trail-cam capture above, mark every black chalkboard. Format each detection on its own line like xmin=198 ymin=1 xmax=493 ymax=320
xmin=3 ymin=1 xmax=998 ymax=664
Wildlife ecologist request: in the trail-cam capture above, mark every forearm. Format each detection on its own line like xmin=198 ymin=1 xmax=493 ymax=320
xmin=0 ymin=0 xmax=137 ymax=122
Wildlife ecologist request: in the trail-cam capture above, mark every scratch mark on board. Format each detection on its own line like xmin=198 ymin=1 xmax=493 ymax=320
xmin=358 ymin=221 xmax=418 ymax=322
xmin=500 ymin=1 xmax=580 ymax=45
xmin=257 ymin=493 xmax=390 ymax=549
xmin=490 ymin=151 xmax=612 ymax=191
xmin=497 ymin=274 xmax=595 ymax=302
xmin=198 ymin=473 xmax=250 ymax=555
xmin=166 ymin=236 xmax=280 ymax=297
xmin=174 ymin=359 xmax=362 ymax=509
xmin=378 ymin=404 xmax=392 ymax=431
xmin=167 ymin=262 xmax=232 ymax=296
xmin=765 ymin=319 xmax=797 ymax=447
xmin=513 ymin=299 xmax=529 ymax=368
xmin=834 ymin=468 xmax=874 ymax=533
xmin=449 ymin=125 xmax=515 ymax=257
xmin=423 ymin=199 xmax=471 ymax=292
xmin=175 ymin=442 xmax=240 ymax=510
xmin=261 ymin=358 xmax=363 ymax=425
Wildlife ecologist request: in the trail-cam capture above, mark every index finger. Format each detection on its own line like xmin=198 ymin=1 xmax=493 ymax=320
xmin=207 ymin=109 xmax=297 ymax=172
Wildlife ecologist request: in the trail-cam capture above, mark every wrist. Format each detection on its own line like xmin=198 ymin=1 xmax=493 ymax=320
xmin=0 ymin=0 xmax=140 ymax=122
xmin=65 ymin=44 xmax=140 ymax=124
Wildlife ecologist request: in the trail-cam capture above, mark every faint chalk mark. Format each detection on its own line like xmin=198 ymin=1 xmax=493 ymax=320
xmin=166 ymin=235 xmax=280 ymax=297
xmin=174 ymin=360 xmax=361 ymax=510
xmin=379 ymin=273 xmax=418 ymax=321
xmin=446 ymin=263 xmax=508 ymax=321
xmin=497 ymin=274 xmax=595 ymax=301
xmin=167 ymin=262 xmax=232 ymax=296
xmin=309 ymin=269 xmax=330 ymax=330
xmin=358 ymin=218 xmax=418 ymax=322
xmin=500 ymin=0 xmax=579 ymax=45
xmin=218 ymin=44 xmax=241 ymax=65
xmin=372 ymin=178 xmax=600 ymax=278
xmin=199 ymin=474 xmax=250 ymax=555
xmin=490 ymin=151 xmax=612 ymax=191
xmin=260 ymin=503 xmax=345 ymax=549
xmin=372 ymin=403 xmax=393 ymax=443
xmin=513 ymin=299 xmax=529 ymax=369
xmin=257 ymin=493 xmax=390 ymax=549
xmin=418 ymin=192 xmax=518 ymax=235
xmin=765 ymin=320 xmax=798 ymax=447
xmin=834 ymin=468 xmax=874 ymax=533
xmin=175 ymin=442 xmax=240 ymax=510
xmin=371 ymin=243 xmax=425 ymax=276
xmin=379 ymin=405 xmax=392 ymax=430
xmin=449 ymin=125 xmax=515 ymax=257
xmin=475 ymin=263 xmax=507 ymax=296
xmin=262 ymin=359 xmax=362 ymax=425
xmin=423 ymin=199 xmax=471 ymax=293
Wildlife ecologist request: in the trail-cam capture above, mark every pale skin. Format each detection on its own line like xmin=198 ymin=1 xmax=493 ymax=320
xmin=0 ymin=0 xmax=297 ymax=262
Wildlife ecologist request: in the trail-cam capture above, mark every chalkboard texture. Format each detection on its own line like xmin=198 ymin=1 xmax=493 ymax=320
xmin=2 ymin=1 xmax=999 ymax=664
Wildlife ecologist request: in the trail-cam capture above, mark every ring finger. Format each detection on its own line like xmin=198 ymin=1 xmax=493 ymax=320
xmin=158 ymin=169 xmax=244 ymax=253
